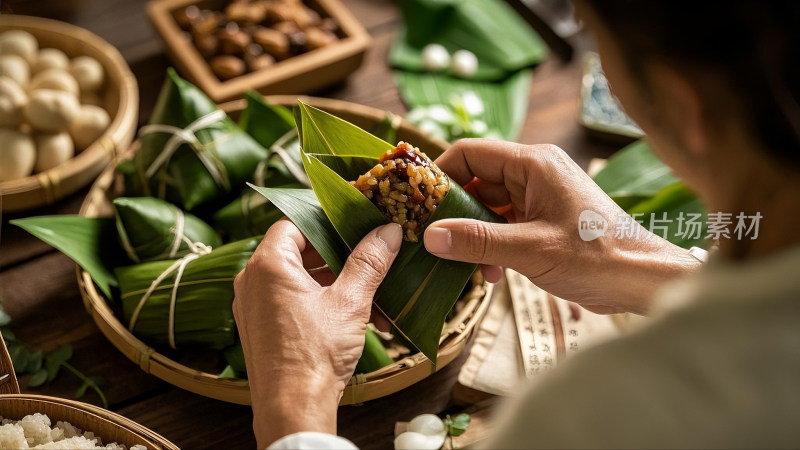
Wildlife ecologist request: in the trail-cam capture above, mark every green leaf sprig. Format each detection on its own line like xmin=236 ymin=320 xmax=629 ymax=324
xmin=0 ymin=305 xmax=108 ymax=408
xmin=444 ymin=413 xmax=471 ymax=449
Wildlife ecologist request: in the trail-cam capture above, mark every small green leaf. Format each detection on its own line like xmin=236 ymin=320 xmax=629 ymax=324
xmin=26 ymin=350 xmax=43 ymax=373
xmin=9 ymin=344 xmax=29 ymax=373
xmin=44 ymin=358 xmax=62 ymax=383
xmin=445 ymin=413 xmax=471 ymax=437
xmin=48 ymin=345 xmax=73 ymax=364
xmin=75 ymin=382 xmax=89 ymax=399
xmin=28 ymin=369 xmax=48 ymax=387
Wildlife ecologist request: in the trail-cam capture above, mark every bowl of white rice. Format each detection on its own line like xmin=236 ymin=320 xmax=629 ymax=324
xmin=0 ymin=395 xmax=178 ymax=450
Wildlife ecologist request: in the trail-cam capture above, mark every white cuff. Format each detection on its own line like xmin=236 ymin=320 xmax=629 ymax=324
xmin=267 ymin=432 xmax=358 ymax=450
xmin=688 ymin=246 xmax=709 ymax=263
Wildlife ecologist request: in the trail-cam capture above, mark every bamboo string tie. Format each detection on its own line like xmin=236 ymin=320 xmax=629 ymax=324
xmin=138 ymin=110 xmax=231 ymax=191
xmin=127 ymin=218 xmax=213 ymax=350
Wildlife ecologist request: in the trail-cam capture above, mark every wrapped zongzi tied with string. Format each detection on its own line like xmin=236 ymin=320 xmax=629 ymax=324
xmin=118 ymin=69 xmax=268 ymax=211
xmin=251 ymin=102 xmax=504 ymax=364
xmin=114 ymin=197 xmax=221 ymax=263
xmin=116 ymin=236 xmax=260 ymax=350
xmin=213 ymin=92 xmax=309 ymax=240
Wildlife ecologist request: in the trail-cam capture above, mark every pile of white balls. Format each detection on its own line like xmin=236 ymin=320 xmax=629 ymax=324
xmin=421 ymin=44 xmax=478 ymax=78
xmin=0 ymin=29 xmax=110 ymax=182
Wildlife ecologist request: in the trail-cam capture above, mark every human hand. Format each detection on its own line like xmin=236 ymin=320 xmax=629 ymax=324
xmin=233 ymin=220 xmax=402 ymax=448
xmin=424 ymin=139 xmax=700 ymax=314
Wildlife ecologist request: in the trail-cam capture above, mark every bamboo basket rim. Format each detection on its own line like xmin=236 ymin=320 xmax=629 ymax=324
xmin=78 ymin=96 xmax=489 ymax=405
xmin=0 ymin=333 xmax=178 ymax=449
xmin=0 ymin=14 xmax=139 ymax=213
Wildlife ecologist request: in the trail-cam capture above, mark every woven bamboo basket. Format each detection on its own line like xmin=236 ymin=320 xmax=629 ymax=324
xmin=0 ymin=331 xmax=179 ymax=449
xmin=0 ymin=15 xmax=139 ymax=213
xmin=77 ymin=96 xmax=492 ymax=405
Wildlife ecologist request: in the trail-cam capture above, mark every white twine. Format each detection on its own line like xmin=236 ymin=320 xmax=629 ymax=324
xmin=167 ymin=210 xmax=186 ymax=259
xmin=269 ymin=129 xmax=311 ymax=187
xmin=117 ymin=209 xmax=188 ymax=263
xmin=138 ymin=110 xmax=231 ymax=192
xmin=127 ymin=235 xmax=212 ymax=350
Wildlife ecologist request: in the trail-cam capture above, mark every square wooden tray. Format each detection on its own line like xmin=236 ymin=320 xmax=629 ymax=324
xmin=147 ymin=0 xmax=371 ymax=102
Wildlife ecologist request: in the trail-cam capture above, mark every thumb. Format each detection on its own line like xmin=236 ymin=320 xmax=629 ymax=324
xmin=334 ymin=223 xmax=403 ymax=301
xmin=424 ymin=219 xmax=532 ymax=267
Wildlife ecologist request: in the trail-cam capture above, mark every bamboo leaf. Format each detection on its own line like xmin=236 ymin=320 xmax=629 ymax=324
xmin=628 ymin=182 xmax=707 ymax=249
xmin=593 ymin=140 xmax=678 ymax=210
xmin=249 ymin=186 xmax=348 ymax=275
xmin=391 ymin=0 xmax=548 ymax=81
xmin=394 ymin=69 xmax=532 ymax=141
xmin=354 ymin=327 xmax=393 ymax=374
xmin=11 ymin=216 xmax=124 ymax=298
xmin=239 ymin=90 xmax=295 ymax=148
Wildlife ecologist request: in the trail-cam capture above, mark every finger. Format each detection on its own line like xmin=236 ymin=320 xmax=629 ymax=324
xmin=467 ymin=179 xmax=512 ymax=207
xmin=253 ymin=220 xmax=313 ymax=284
xmin=333 ymin=223 xmax=403 ymax=308
xmin=435 ymin=138 xmax=527 ymax=186
xmin=424 ymin=219 xmax=539 ymax=268
xmin=480 ymin=264 xmax=504 ymax=283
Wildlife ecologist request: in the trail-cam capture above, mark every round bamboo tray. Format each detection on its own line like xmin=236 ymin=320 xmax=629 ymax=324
xmin=0 ymin=331 xmax=178 ymax=449
xmin=78 ymin=96 xmax=492 ymax=405
xmin=0 ymin=15 xmax=138 ymax=213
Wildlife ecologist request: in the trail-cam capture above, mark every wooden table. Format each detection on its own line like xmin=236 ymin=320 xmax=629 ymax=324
xmin=0 ymin=1 xmax=619 ymax=448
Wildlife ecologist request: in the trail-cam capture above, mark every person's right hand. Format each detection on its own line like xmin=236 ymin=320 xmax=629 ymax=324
xmin=424 ymin=139 xmax=700 ymax=315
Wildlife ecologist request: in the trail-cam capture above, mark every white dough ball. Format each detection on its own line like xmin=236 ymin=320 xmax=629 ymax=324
xmin=69 ymin=104 xmax=109 ymax=150
xmin=24 ymin=89 xmax=80 ymax=132
xmin=408 ymin=414 xmax=446 ymax=438
xmin=70 ymin=56 xmax=104 ymax=92
xmin=394 ymin=432 xmax=442 ymax=450
xmin=0 ymin=76 xmax=27 ymax=126
xmin=33 ymin=48 xmax=69 ymax=74
xmin=452 ymin=49 xmax=478 ymax=78
xmin=0 ymin=54 xmax=30 ymax=88
xmin=0 ymin=128 xmax=36 ymax=181
xmin=29 ymin=69 xmax=79 ymax=97
xmin=34 ymin=131 xmax=74 ymax=172
xmin=0 ymin=30 xmax=39 ymax=65
xmin=421 ymin=44 xmax=450 ymax=72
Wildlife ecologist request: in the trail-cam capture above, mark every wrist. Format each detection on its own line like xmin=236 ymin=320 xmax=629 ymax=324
xmin=251 ymin=366 xmax=341 ymax=448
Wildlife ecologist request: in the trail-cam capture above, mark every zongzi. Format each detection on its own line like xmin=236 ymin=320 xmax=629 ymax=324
xmin=350 ymin=142 xmax=449 ymax=242
xmin=114 ymin=196 xmax=222 ymax=263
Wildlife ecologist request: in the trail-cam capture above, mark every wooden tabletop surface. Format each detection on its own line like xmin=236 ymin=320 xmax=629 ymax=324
xmin=0 ymin=1 xmax=619 ymax=448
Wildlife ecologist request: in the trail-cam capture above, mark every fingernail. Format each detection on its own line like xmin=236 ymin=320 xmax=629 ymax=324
xmin=377 ymin=223 xmax=403 ymax=252
xmin=424 ymin=227 xmax=452 ymax=256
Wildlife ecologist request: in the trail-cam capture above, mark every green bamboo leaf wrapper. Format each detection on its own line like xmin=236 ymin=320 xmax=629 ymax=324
xmin=114 ymin=197 xmax=222 ymax=263
xmin=11 ymin=216 xmax=124 ymax=298
xmin=213 ymin=93 xmax=308 ymax=240
xmin=122 ymin=69 xmax=268 ymax=211
xmin=116 ymin=236 xmax=260 ymax=350
xmin=255 ymin=102 xmax=504 ymax=364
xmin=391 ymin=0 xmax=548 ymax=81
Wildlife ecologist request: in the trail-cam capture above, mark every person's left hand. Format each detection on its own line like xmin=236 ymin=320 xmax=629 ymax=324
xmin=233 ymin=220 xmax=402 ymax=448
